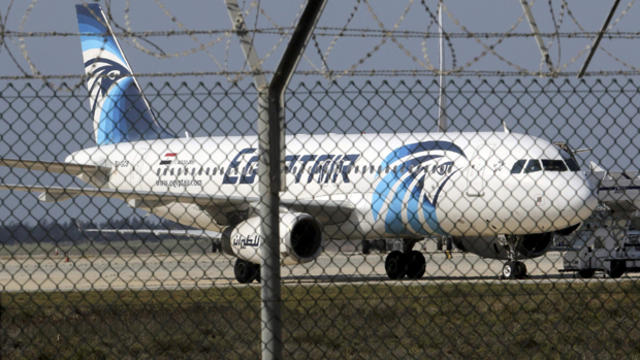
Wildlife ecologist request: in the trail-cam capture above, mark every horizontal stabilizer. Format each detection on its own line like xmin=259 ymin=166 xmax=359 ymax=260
xmin=0 ymin=158 xmax=110 ymax=177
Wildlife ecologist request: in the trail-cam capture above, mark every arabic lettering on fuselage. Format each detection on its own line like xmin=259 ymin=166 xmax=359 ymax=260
xmin=222 ymin=147 xmax=360 ymax=185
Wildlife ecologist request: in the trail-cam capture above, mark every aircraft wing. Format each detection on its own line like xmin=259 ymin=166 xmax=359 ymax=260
xmin=0 ymin=159 xmax=110 ymax=177
xmin=280 ymin=198 xmax=354 ymax=225
xmin=0 ymin=184 xmax=355 ymax=226
xmin=83 ymin=228 xmax=221 ymax=238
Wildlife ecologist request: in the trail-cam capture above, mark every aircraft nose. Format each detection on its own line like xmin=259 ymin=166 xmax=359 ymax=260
xmin=572 ymin=178 xmax=598 ymax=222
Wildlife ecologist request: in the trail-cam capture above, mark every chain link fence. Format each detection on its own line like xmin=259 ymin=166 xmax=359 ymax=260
xmin=1 ymin=78 xmax=640 ymax=358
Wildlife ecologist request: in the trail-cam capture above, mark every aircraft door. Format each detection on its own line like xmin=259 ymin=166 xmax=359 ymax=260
xmin=464 ymin=163 xmax=486 ymax=198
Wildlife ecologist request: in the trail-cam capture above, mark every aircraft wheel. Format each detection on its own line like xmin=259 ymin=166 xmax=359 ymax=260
xmin=234 ymin=259 xmax=258 ymax=284
xmin=578 ymin=269 xmax=595 ymax=279
xmin=385 ymin=251 xmax=407 ymax=280
xmin=607 ymin=260 xmax=625 ymax=279
xmin=254 ymin=264 xmax=261 ymax=283
xmin=362 ymin=240 xmax=371 ymax=255
xmin=502 ymin=262 xmax=517 ymax=279
xmin=405 ymin=251 xmax=426 ymax=279
xmin=515 ymin=261 xmax=527 ymax=279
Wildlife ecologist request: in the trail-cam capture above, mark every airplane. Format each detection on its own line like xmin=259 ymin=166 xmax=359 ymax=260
xmin=0 ymin=3 xmax=597 ymax=283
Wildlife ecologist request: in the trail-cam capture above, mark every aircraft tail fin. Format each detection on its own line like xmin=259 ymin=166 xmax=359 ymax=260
xmin=75 ymin=4 xmax=173 ymax=145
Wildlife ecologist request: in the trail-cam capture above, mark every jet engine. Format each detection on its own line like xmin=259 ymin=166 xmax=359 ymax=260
xmin=452 ymin=232 xmax=553 ymax=260
xmin=221 ymin=211 xmax=322 ymax=265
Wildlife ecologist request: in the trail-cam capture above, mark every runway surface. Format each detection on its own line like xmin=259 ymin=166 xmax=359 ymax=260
xmin=2 ymin=248 xmax=635 ymax=293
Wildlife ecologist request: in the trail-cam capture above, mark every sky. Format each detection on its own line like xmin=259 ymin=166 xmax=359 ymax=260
xmin=1 ymin=0 xmax=639 ymax=226
xmin=2 ymin=1 xmax=640 ymax=80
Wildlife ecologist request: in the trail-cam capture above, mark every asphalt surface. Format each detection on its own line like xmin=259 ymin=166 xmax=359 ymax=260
xmin=2 ymin=249 xmax=635 ymax=293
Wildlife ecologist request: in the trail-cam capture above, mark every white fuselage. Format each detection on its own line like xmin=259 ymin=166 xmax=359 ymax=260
xmin=65 ymin=131 xmax=597 ymax=240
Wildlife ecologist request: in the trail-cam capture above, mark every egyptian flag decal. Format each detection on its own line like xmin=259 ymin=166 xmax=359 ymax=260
xmin=160 ymin=153 xmax=177 ymax=165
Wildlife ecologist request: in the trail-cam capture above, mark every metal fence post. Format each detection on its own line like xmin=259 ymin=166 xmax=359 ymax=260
xmin=225 ymin=1 xmax=326 ymax=358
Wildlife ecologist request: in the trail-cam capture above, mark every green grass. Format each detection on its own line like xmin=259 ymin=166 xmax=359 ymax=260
xmin=2 ymin=281 xmax=640 ymax=359
xmin=0 ymin=237 xmax=214 ymax=258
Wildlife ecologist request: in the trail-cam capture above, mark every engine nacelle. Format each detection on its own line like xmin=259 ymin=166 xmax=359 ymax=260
xmin=452 ymin=232 xmax=553 ymax=260
xmin=221 ymin=212 xmax=322 ymax=265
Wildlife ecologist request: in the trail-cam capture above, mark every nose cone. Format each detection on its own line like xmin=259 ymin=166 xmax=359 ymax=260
xmin=573 ymin=181 xmax=598 ymax=222
xmin=548 ymin=173 xmax=597 ymax=231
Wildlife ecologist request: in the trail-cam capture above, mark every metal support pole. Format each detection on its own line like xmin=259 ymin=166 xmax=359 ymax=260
xmin=577 ymin=0 xmax=621 ymax=78
xmin=224 ymin=0 xmax=269 ymax=89
xmin=226 ymin=1 xmax=326 ymax=359
xmin=519 ymin=0 xmax=554 ymax=73
xmin=437 ymin=0 xmax=446 ymax=132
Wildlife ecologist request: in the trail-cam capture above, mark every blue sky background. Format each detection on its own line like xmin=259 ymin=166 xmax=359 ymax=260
xmin=2 ymin=1 xmax=640 ymax=80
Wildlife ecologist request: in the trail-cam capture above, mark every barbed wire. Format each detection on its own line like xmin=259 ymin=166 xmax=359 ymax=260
xmin=2 ymin=0 xmax=640 ymax=80
xmin=9 ymin=28 xmax=640 ymax=40
xmin=2 ymin=69 xmax=640 ymax=83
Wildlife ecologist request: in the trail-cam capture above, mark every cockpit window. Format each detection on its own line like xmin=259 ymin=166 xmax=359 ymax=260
xmin=524 ymin=159 xmax=542 ymax=173
xmin=557 ymin=147 xmax=580 ymax=171
xmin=541 ymin=159 xmax=568 ymax=172
xmin=511 ymin=160 xmax=526 ymax=174
xmin=564 ymin=157 xmax=580 ymax=172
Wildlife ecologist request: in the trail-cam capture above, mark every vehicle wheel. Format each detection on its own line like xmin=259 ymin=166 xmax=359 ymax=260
xmin=405 ymin=251 xmax=426 ymax=279
xmin=577 ymin=269 xmax=595 ymax=279
xmin=608 ymin=260 xmax=625 ymax=279
xmin=234 ymin=259 xmax=257 ymax=284
xmin=385 ymin=251 xmax=407 ymax=280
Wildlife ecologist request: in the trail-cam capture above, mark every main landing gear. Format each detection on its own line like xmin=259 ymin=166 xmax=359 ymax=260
xmin=384 ymin=239 xmax=426 ymax=280
xmin=234 ymin=258 xmax=260 ymax=284
xmin=502 ymin=235 xmax=527 ymax=279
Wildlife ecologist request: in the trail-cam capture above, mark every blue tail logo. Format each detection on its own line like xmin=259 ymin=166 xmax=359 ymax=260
xmin=76 ymin=4 xmax=173 ymax=145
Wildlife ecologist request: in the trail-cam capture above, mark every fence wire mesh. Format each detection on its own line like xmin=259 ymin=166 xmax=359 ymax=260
xmin=1 ymin=77 xmax=640 ymax=359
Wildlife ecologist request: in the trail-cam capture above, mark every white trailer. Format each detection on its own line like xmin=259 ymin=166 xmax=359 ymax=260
xmin=562 ymin=165 xmax=640 ymax=278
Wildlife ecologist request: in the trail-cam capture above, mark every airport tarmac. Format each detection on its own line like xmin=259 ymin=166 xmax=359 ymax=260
xmin=1 ymin=249 xmax=633 ymax=293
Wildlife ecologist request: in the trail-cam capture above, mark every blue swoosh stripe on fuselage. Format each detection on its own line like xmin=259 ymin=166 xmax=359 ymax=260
xmin=372 ymin=154 xmax=441 ymax=220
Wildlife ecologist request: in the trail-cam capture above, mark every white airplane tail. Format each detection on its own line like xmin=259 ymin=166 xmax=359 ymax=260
xmin=75 ymin=4 xmax=172 ymax=146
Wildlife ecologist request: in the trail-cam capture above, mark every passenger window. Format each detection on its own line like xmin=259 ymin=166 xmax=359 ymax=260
xmin=524 ymin=160 xmax=542 ymax=173
xmin=511 ymin=160 xmax=526 ymax=174
xmin=542 ymin=159 xmax=568 ymax=172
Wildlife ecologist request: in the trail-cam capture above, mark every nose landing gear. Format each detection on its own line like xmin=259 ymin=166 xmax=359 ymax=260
xmin=502 ymin=260 xmax=527 ymax=279
xmin=502 ymin=235 xmax=528 ymax=279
